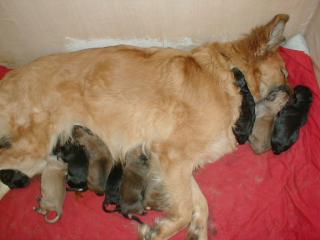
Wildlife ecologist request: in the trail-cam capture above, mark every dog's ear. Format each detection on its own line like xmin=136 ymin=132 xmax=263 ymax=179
xmin=265 ymin=14 xmax=289 ymax=51
xmin=248 ymin=14 xmax=289 ymax=56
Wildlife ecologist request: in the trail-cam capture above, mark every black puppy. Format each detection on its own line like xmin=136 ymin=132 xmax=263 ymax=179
xmin=103 ymin=162 xmax=123 ymax=210
xmin=53 ymin=138 xmax=89 ymax=192
xmin=102 ymin=163 xmax=143 ymax=224
xmin=271 ymin=85 xmax=313 ymax=154
xmin=0 ymin=169 xmax=30 ymax=189
xmin=232 ymin=68 xmax=256 ymax=144
xmin=103 ymin=161 xmax=145 ymax=224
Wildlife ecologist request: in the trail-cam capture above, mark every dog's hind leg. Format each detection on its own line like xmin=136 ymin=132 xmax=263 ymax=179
xmin=187 ymin=177 xmax=210 ymax=240
xmin=139 ymin=148 xmax=194 ymax=240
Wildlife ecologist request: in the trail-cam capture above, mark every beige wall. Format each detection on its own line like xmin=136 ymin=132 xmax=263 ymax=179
xmin=0 ymin=0 xmax=319 ymax=67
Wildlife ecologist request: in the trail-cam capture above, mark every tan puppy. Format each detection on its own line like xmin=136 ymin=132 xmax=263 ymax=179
xmin=34 ymin=156 xmax=67 ymax=223
xmin=120 ymin=144 xmax=150 ymax=215
xmin=249 ymin=86 xmax=290 ymax=154
xmin=0 ymin=14 xmax=290 ymax=239
xmin=72 ymin=125 xmax=113 ymax=195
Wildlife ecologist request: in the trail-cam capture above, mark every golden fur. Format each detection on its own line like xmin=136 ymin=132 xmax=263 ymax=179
xmin=0 ymin=14 xmax=289 ymax=239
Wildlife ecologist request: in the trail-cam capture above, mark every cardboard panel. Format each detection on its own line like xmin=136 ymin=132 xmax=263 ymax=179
xmin=305 ymin=3 xmax=320 ymax=83
xmin=0 ymin=0 xmax=319 ymax=66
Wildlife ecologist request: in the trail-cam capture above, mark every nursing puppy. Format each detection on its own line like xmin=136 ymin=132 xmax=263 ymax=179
xmin=232 ymin=68 xmax=255 ymax=144
xmin=249 ymin=86 xmax=290 ymax=154
xmin=57 ymin=140 xmax=89 ymax=192
xmin=120 ymin=145 xmax=150 ymax=215
xmin=271 ymin=85 xmax=312 ymax=154
xmin=72 ymin=125 xmax=113 ymax=195
xmin=34 ymin=156 xmax=67 ymax=223
xmin=0 ymin=14 xmax=291 ymax=239
xmin=103 ymin=146 xmax=150 ymax=224
xmin=103 ymin=162 xmax=146 ymax=224
xmin=103 ymin=162 xmax=123 ymax=210
xmin=0 ymin=169 xmax=30 ymax=189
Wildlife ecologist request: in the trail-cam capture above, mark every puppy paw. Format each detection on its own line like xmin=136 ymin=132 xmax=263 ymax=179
xmin=138 ymin=224 xmax=158 ymax=240
xmin=120 ymin=200 xmax=145 ymax=215
xmin=34 ymin=206 xmax=47 ymax=215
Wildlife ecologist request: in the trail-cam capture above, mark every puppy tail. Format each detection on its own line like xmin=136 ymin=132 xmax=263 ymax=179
xmin=45 ymin=212 xmax=61 ymax=224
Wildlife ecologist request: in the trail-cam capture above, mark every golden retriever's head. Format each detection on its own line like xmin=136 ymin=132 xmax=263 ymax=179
xmin=235 ymin=14 xmax=290 ymax=100
xmin=193 ymin=14 xmax=290 ymax=101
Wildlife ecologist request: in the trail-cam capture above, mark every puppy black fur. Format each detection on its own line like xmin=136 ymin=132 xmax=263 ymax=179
xmin=103 ymin=160 xmax=145 ymax=224
xmin=271 ymin=85 xmax=313 ymax=154
xmin=103 ymin=162 xmax=123 ymax=210
xmin=0 ymin=169 xmax=30 ymax=189
xmin=232 ymin=68 xmax=256 ymax=144
xmin=56 ymin=140 xmax=89 ymax=192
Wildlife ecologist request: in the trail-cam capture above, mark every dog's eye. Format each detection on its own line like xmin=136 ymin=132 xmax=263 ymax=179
xmin=266 ymin=92 xmax=276 ymax=101
xmin=281 ymin=68 xmax=288 ymax=79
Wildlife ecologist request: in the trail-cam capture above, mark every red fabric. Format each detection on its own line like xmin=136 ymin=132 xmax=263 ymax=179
xmin=0 ymin=48 xmax=320 ymax=240
xmin=0 ymin=66 xmax=11 ymax=79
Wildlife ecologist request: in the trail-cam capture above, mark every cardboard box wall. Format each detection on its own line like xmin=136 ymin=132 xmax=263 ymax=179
xmin=0 ymin=0 xmax=319 ymax=82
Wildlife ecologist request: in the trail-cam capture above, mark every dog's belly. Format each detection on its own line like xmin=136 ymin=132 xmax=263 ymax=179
xmin=197 ymin=132 xmax=238 ymax=168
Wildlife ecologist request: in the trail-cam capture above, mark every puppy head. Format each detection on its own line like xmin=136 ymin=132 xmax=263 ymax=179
xmin=293 ymin=85 xmax=313 ymax=106
xmin=60 ymin=143 xmax=89 ymax=192
xmin=270 ymin=85 xmax=313 ymax=155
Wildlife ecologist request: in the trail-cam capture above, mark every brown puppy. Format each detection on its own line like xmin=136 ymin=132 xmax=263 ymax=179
xmin=72 ymin=125 xmax=113 ymax=195
xmin=249 ymin=86 xmax=290 ymax=154
xmin=120 ymin=144 xmax=150 ymax=215
xmin=34 ymin=156 xmax=67 ymax=223
xmin=0 ymin=14 xmax=290 ymax=239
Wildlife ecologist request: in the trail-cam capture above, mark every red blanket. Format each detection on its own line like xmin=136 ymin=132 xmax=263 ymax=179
xmin=0 ymin=47 xmax=319 ymax=240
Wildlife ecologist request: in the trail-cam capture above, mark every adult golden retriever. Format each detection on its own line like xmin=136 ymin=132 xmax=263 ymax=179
xmin=0 ymin=14 xmax=289 ymax=239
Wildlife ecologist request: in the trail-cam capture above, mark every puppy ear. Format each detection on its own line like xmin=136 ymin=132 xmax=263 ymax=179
xmin=248 ymin=14 xmax=289 ymax=56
